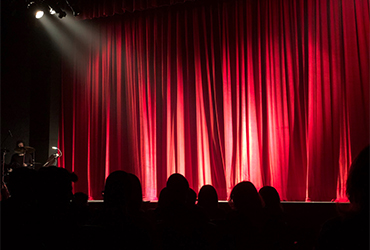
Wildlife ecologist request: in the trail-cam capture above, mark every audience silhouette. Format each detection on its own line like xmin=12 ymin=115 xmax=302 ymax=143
xmin=315 ymin=145 xmax=369 ymax=250
xmin=197 ymin=184 xmax=228 ymax=250
xmin=185 ymin=187 xmax=197 ymax=208
xmin=158 ymin=186 xmax=170 ymax=208
xmin=1 ymin=167 xmax=43 ymax=249
xmin=2 ymin=155 xmax=365 ymax=250
xmin=155 ymin=173 xmax=212 ymax=249
xmin=259 ymin=186 xmax=294 ymax=250
xmin=197 ymin=184 xmax=226 ymax=222
xmin=226 ymin=181 xmax=266 ymax=250
xmin=35 ymin=166 xmax=77 ymax=250
xmin=70 ymin=191 xmax=90 ymax=227
xmin=93 ymin=170 xmax=154 ymax=249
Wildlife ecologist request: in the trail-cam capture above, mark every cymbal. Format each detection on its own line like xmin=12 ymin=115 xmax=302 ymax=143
xmin=24 ymin=146 xmax=35 ymax=153
xmin=14 ymin=147 xmax=26 ymax=154
xmin=14 ymin=146 xmax=35 ymax=154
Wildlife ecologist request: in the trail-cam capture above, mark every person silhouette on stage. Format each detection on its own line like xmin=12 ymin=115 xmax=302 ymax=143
xmin=10 ymin=140 xmax=34 ymax=170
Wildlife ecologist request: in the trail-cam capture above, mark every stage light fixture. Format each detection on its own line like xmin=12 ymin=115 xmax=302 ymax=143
xmin=35 ymin=10 xmax=44 ymax=19
xmin=58 ymin=10 xmax=67 ymax=18
xmin=26 ymin=0 xmax=80 ymax=19
xmin=27 ymin=1 xmax=45 ymax=19
xmin=47 ymin=1 xmax=67 ymax=18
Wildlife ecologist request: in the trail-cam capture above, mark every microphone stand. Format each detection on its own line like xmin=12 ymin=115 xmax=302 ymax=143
xmin=55 ymin=147 xmax=62 ymax=167
xmin=43 ymin=147 xmax=62 ymax=167
xmin=1 ymin=150 xmax=8 ymax=185
xmin=1 ymin=132 xmax=12 ymax=199
xmin=32 ymin=151 xmax=35 ymax=169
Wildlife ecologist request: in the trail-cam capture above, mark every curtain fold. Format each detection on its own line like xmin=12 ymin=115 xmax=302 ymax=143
xmin=74 ymin=0 xmax=194 ymax=20
xmin=59 ymin=0 xmax=369 ymax=201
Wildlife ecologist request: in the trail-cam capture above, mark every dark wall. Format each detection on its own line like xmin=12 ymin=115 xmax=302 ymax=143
xmin=1 ymin=2 xmax=61 ymax=167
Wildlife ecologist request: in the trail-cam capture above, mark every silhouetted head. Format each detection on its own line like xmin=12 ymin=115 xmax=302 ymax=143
xmin=259 ymin=186 xmax=281 ymax=208
xmin=158 ymin=187 xmax=170 ymax=208
xmin=37 ymin=166 xmax=74 ymax=209
xmin=230 ymin=181 xmax=262 ymax=212
xmin=72 ymin=192 xmax=89 ymax=207
xmin=186 ymin=188 xmax=197 ymax=207
xmin=346 ymin=145 xmax=369 ymax=211
xmin=103 ymin=170 xmax=131 ymax=207
xmin=198 ymin=184 xmax=218 ymax=209
xmin=128 ymin=173 xmax=143 ymax=212
xmin=166 ymin=173 xmax=189 ymax=204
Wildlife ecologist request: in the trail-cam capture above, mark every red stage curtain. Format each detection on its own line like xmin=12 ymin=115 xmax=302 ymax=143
xmin=59 ymin=0 xmax=369 ymax=201
xmin=74 ymin=0 xmax=194 ymax=19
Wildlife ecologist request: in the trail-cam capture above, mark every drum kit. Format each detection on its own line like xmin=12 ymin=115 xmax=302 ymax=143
xmin=0 ymin=131 xmax=62 ymax=198
xmin=10 ymin=145 xmax=62 ymax=168
xmin=12 ymin=146 xmax=38 ymax=169
xmin=1 ymin=141 xmax=63 ymax=199
xmin=1 ymin=145 xmax=38 ymax=199
xmin=14 ymin=146 xmax=36 ymax=155
xmin=1 ymin=145 xmax=62 ymax=181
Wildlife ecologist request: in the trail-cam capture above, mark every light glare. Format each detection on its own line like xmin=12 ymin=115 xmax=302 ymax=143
xmin=35 ymin=10 xmax=44 ymax=19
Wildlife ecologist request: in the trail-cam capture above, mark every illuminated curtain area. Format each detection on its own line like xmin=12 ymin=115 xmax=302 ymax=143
xmin=59 ymin=0 xmax=369 ymax=201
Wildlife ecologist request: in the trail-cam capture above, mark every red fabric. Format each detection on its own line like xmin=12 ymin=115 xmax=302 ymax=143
xmin=73 ymin=0 xmax=194 ymax=20
xmin=59 ymin=0 xmax=369 ymax=201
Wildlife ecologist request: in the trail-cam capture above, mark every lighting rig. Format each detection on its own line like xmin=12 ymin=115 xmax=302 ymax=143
xmin=26 ymin=0 xmax=80 ymax=19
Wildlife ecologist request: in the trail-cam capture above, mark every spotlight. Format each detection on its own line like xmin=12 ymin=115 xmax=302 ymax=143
xmin=47 ymin=1 xmax=67 ymax=18
xmin=26 ymin=0 xmax=77 ymax=19
xmin=27 ymin=1 xmax=45 ymax=19
xmin=35 ymin=10 xmax=44 ymax=19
